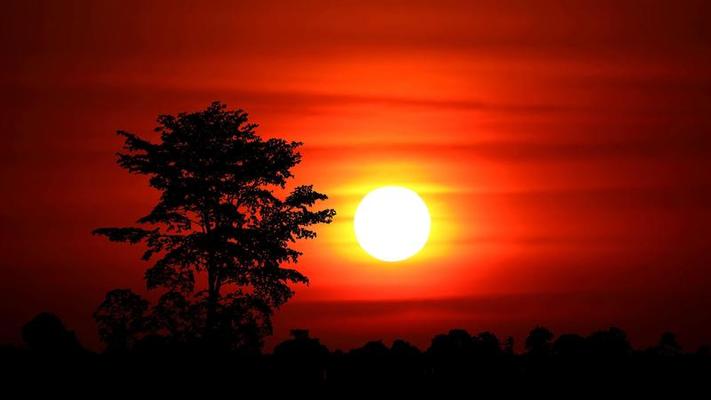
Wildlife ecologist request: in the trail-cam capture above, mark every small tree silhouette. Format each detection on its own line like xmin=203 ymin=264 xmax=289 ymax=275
xmin=656 ymin=331 xmax=682 ymax=356
xmin=525 ymin=326 xmax=554 ymax=356
xmin=587 ymin=327 xmax=631 ymax=357
xmin=22 ymin=312 xmax=84 ymax=355
xmin=94 ymin=289 xmax=149 ymax=353
xmin=93 ymin=102 xmax=335 ymax=351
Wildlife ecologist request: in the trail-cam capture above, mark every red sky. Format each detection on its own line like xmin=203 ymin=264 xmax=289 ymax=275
xmin=1 ymin=0 xmax=710 ymax=351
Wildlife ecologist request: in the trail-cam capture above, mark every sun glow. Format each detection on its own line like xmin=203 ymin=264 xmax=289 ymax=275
xmin=354 ymin=186 xmax=431 ymax=262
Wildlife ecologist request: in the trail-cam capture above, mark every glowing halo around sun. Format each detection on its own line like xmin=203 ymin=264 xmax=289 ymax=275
xmin=354 ymin=186 xmax=431 ymax=262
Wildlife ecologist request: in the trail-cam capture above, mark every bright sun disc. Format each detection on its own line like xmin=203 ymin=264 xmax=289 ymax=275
xmin=354 ymin=186 xmax=431 ymax=262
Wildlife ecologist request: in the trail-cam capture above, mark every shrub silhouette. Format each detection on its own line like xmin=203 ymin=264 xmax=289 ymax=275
xmin=525 ymin=326 xmax=554 ymax=356
xmin=653 ymin=331 xmax=682 ymax=356
xmin=552 ymin=333 xmax=587 ymax=357
xmin=93 ymin=102 xmax=335 ymax=352
xmin=21 ymin=312 xmax=84 ymax=355
xmin=587 ymin=327 xmax=631 ymax=357
xmin=3 ymin=314 xmax=711 ymax=391
xmin=93 ymin=289 xmax=149 ymax=353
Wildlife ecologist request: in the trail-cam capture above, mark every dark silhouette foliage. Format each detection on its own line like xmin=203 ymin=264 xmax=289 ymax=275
xmin=273 ymin=329 xmax=329 ymax=383
xmin=21 ymin=312 xmax=84 ymax=355
xmin=6 ymin=104 xmax=707 ymax=393
xmin=553 ymin=333 xmax=587 ymax=357
xmin=525 ymin=326 xmax=554 ymax=356
xmin=92 ymin=102 xmax=335 ymax=352
xmin=2 ymin=313 xmax=710 ymax=393
xmin=93 ymin=289 xmax=148 ymax=353
xmin=587 ymin=326 xmax=632 ymax=357
xmin=655 ymin=331 xmax=683 ymax=356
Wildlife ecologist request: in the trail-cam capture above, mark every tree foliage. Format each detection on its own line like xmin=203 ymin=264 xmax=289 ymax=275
xmin=93 ymin=102 xmax=335 ymax=351
xmin=93 ymin=289 xmax=149 ymax=353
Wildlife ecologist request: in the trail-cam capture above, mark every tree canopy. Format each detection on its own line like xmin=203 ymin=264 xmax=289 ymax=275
xmin=93 ymin=102 xmax=335 ymax=351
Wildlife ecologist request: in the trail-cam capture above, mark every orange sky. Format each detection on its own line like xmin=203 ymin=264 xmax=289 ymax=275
xmin=1 ymin=0 xmax=710 ymax=350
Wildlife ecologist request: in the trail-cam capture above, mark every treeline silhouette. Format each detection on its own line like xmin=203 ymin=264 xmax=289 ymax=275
xmin=2 ymin=312 xmax=709 ymax=391
xmin=5 ymin=103 xmax=707 ymax=392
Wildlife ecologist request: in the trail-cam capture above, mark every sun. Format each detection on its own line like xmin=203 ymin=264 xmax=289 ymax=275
xmin=354 ymin=186 xmax=431 ymax=262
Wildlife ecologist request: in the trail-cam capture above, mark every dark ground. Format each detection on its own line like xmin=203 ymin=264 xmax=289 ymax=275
xmin=1 ymin=313 xmax=709 ymax=393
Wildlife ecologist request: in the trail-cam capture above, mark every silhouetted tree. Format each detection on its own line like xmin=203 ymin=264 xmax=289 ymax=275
xmin=273 ymin=329 xmax=330 ymax=383
xmin=3 ymin=320 xmax=711 ymax=389
xmin=525 ymin=326 xmax=554 ymax=356
xmin=553 ymin=333 xmax=587 ymax=358
xmin=696 ymin=345 xmax=711 ymax=357
xmin=474 ymin=331 xmax=501 ymax=357
xmin=428 ymin=329 xmax=476 ymax=380
xmin=587 ymin=327 xmax=631 ymax=358
xmin=274 ymin=329 xmax=329 ymax=358
xmin=351 ymin=340 xmax=390 ymax=358
xmin=93 ymin=102 xmax=335 ymax=351
xmin=21 ymin=312 xmax=84 ymax=355
xmin=94 ymin=289 xmax=149 ymax=353
xmin=653 ymin=331 xmax=682 ymax=356
xmin=429 ymin=329 xmax=475 ymax=358
xmin=503 ymin=336 xmax=515 ymax=355
xmin=148 ymin=291 xmax=193 ymax=344
xmin=391 ymin=339 xmax=421 ymax=358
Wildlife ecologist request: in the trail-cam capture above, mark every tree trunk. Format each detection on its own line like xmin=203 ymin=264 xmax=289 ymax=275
xmin=203 ymin=208 xmax=219 ymax=346
xmin=206 ymin=268 xmax=219 ymax=345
